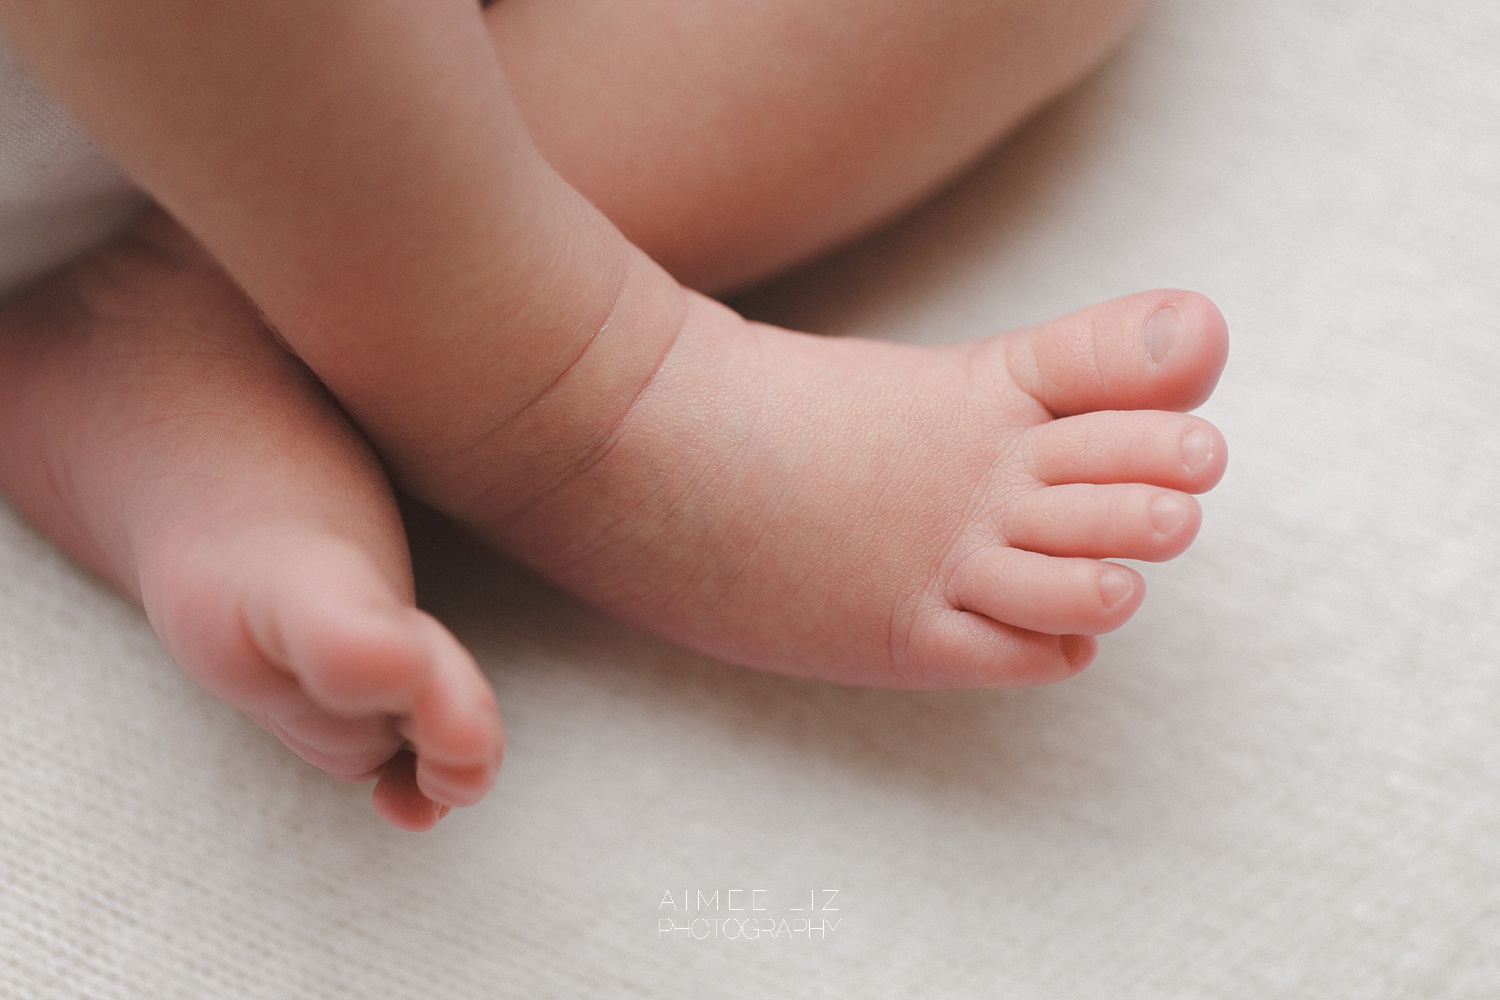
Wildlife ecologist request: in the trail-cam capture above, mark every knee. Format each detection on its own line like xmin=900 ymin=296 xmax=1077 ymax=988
xmin=493 ymin=0 xmax=1150 ymax=292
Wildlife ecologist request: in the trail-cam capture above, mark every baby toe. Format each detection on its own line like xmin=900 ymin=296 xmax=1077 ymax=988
xmin=906 ymin=608 xmax=1097 ymax=688
xmin=1002 ymin=484 xmax=1201 ymax=562
xmin=950 ymin=546 xmax=1143 ymax=636
xmin=1025 ymin=411 xmax=1227 ymax=492
xmin=1004 ymin=290 xmax=1228 ymax=417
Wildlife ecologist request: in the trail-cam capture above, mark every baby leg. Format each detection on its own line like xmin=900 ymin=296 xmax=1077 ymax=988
xmin=0 ymin=213 xmax=503 ymax=831
xmin=461 ymin=0 xmax=1227 ymax=684
xmin=490 ymin=0 xmax=1149 ymax=290
xmin=4 ymin=0 xmax=1226 ymax=688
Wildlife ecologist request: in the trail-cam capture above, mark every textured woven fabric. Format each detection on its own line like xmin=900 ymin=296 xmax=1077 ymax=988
xmin=2 ymin=0 xmax=1498 ymax=996
xmin=0 ymin=33 xmax=145 ymax=297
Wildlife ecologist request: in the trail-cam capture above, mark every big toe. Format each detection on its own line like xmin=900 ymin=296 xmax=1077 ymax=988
xmin=1004 ymin=290 xmax=1228 ymax=417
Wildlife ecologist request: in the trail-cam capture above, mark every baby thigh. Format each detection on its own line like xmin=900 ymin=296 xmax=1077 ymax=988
xmin=487 ymin=0 xmax=1147 ymax=292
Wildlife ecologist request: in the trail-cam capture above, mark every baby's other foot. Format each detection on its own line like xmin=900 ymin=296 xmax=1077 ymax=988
xmin=457 ymin=279 xmax=1228 ymax=687
xmin=144 ymin=526 xmax=501 ymax=831
xmin=0 ymin=214 xmax=502 ymax=829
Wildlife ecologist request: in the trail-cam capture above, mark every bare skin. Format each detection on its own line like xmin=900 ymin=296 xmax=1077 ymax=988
xmin=0 ymin=0 xmax=1224 ymax=818
xmin=438 ymin=276 xmax=1228 ymax=686
xmin=487 ymin=0 xmax=1150 ymax=291
xmin=0 ymin=217 xmax=502 ymax=831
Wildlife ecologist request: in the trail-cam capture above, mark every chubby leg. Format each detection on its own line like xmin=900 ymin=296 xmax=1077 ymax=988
xmin=489 ymin=0 xmax=1148 ymax=291
xmin=0 ymin=213 xmax=503 ymax=831
xmin=457 ymin=0 xmax=1222 ymax=685
xmin=4 ymin=0 xmax=1224 ymax=688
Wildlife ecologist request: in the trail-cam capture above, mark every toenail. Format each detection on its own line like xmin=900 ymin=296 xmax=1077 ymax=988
xmin=1145 ymin=307 xmax=1183 ymax=366
xmin=1099 ymin=566 xmax=1134 ymax=610
xmin=1150 ymin=493 xmax=1188 ymax=535
xmin=1059 ymin=634 xmax=1090 ymax=669
xmin=1181 ymin=426 xmax=1214 ymax=472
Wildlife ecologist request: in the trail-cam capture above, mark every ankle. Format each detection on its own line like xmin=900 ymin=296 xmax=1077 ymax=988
xmin=416 ymin=248 xmax=693 ymax=528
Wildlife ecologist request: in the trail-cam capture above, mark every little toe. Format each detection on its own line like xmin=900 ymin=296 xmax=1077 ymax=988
xmin=908 ymin=609 xmax=1098 ymax=688
xmin=1005 ymin=290 xmax=1228 ymax=417
xmin=1003 ymin=485 xmax=1202 ymax=562
xmin=951 ymin=546 xmax=1144 ymax=636
xmin=1025 ymin=411 xmax=1227 ymax=492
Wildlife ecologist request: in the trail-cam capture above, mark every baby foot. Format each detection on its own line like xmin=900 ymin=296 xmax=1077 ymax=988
xmin=143 ymin=525 xmax=502 ymax=830
xmin=0 ymin=216 xmax=502 ymax=829
xmin=416 ymin=263 xmax=1228 ymax=688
